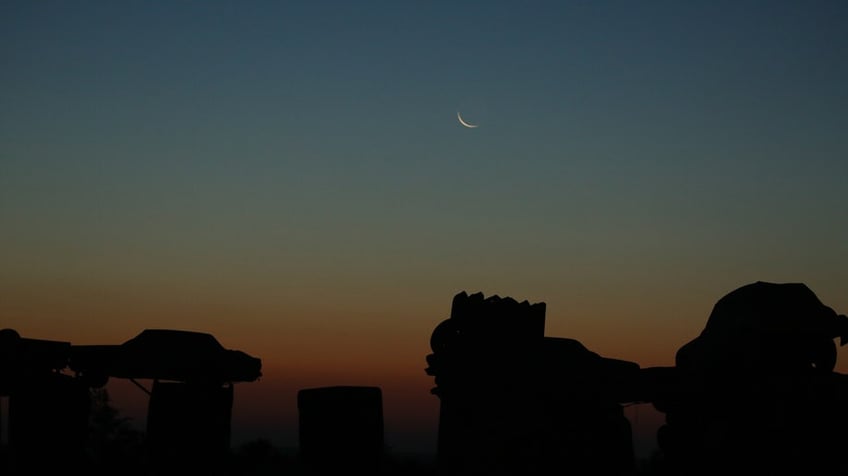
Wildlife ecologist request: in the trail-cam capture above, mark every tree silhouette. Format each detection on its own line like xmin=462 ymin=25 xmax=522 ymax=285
xmin=86 ymin=387 xmax=146 ymax=475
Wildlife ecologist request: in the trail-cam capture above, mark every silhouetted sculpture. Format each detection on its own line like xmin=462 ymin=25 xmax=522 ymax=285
xmin=297 ymin=385 xmax=385 ymax=475
xmin=0 ymin=329 xmax=90 ymax=475
xmin=656 ymin=281 xmax=848 ymax=475
xmin=69 ymin=329 xmax=263 ymax=386
xmin=5 ymin=282 xmax=847 ymax=475
xmin=8 ymin=372 xmax=90 ymax=474
xmin=0 ymin=328 xmax=262 ymax=475
xmin=426 ymin=291 xmax=639 ymax=476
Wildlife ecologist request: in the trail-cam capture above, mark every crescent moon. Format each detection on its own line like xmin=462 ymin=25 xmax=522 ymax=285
xmin=457 ymin=111 xmax=478 ymax=129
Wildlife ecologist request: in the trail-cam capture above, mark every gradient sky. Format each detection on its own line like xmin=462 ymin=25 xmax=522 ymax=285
xmin=2 ymin=0 xmax=847 ymax=457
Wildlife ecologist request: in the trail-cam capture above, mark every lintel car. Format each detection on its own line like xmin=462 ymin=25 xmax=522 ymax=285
xmin=69 ymin=329 xmax=262 ymax=387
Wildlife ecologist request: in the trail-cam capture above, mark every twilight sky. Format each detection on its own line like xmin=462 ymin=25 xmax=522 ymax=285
xmin=2 ymin=0 xmax=847 ymax=456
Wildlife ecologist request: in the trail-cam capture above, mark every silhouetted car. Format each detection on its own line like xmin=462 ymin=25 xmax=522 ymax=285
xmin=0 ymin=329 xmax=74 ymax=394
xmin=69 ymin=329 xmax=262 ymax=386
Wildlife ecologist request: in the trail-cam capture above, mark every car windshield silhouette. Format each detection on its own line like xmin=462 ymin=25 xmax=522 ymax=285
xmin=70 ymin=329 xmax=262 ymax=385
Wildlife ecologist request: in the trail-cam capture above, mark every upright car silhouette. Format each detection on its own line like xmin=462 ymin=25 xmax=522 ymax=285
xmin=69 ymin=329 xmax=262 ymax=386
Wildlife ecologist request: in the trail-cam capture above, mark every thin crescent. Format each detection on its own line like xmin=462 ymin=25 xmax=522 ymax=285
xmin=457 ymin=111 xmax=478 ymax=128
